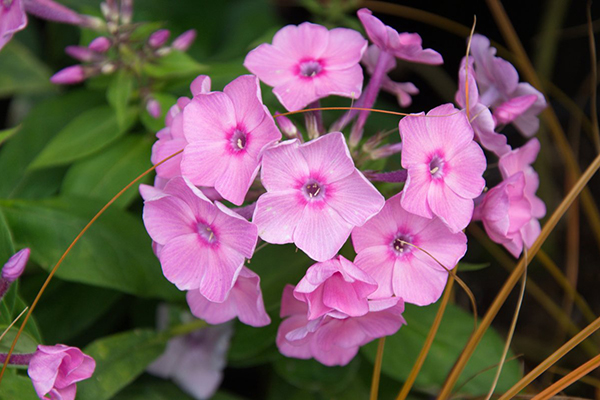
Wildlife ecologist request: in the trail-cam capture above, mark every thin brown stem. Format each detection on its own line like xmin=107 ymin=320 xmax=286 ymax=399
xmin=530 ymin=353 xmax=600 ymax=400
xmin=370 ymin=338 xmax=386 ymax=400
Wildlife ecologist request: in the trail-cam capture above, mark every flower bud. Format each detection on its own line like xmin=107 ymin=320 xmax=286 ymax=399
xmin=274 ymin=112 xmax=298 ymax=139
xmin=146 ymin=99 xmax=161 ymax=119
xmin=88 ymin=36 xmax=111 ymax=53
xmin=172 ymin=29 xmax=196 ymax=51
xmin=120 ymin=0 xmax=133 ymax=24
xmin=2 ymin=248 xmax=30 ymax=282
xmin=149 ymin=29 xmax=170 ymax=48
xmin=65 ymin=45 xmax=97 ymax=62
xmin=50 ymin=65 xmax=86 ymax=85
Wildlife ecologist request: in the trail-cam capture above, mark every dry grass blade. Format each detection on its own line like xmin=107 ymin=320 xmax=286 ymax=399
xmin=0 ymin=149 xmax=184 ymax=384
xmin=370 ymin=338 xmax=386 ymax=400
xmin=436 ymin=149 xmax=600 ymax=400
xmin=396 ymin=276 xmax=455 ymax=400
xmin=586 ymin=0 xmax=600 ymax=152
xmin=498 ymin=314 xmax=600 ymax=400
xmin=530 ymin=353 xmax=600 ymax=400
xmin=0 ymin=307 xmax=28 ymax=343
xmin=484 ymin=250 xmax=528 ymax=400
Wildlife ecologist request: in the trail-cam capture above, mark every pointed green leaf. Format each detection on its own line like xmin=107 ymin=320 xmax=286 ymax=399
xmin=107 ymin=70 xmax=135 ymax=130
xmin=29 ymin=106 xmax=137 ymax=170
xmin=0 ymin=41 xmax=54 ymax=98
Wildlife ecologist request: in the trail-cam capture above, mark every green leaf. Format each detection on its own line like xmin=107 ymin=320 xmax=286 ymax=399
xmin=0 ymin=41 xmax=54 ymax=98
xmin=0 ymin=125 xmax=20 ymax=146
xmin=0 ymin=209 xmax=15 ymax=264
xmin=62 ymin=135 xmax=153 ymax=209
xmin=0 ymin=327 xmax=39 ymax=354
xmin=274 ymin=356 xmax=361 ymax=396
xmin=77 ymin=329 xmax=167 ymax=400
xmin=32 ymin=282 xmax=122 ymax=344
xmin=0 ymin=197 xmax=181 ymax=300
xmin=29 ymin=106 xmax=137 ymax=170
xmin=361 ymin=302 xmax=521 ymax=395
xmin=143 ymin=51 xmax=207 ymax=78
xmin=112 ymin=379 xmax=196 ymax=400
xmin=228 ymin=319 xmax=279 ymax=367
xmin=0 ymin=373 xmax=39 ymax=400
xmin=0 ymin=90 xmax=103 ymax=198
xmin=107 ymin=70 xmax=136 ymax=130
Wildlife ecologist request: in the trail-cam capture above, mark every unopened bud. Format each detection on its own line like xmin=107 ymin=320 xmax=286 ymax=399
xmin=100 ymin=62 xmax=116 ymax=75
xmin=274 ymin=112 xmax=298 ymax=139
xmin=146 ymin=99 xmax=161 ymax=119
xmin=2 ymin=248 xmax=30 ymax=282
xmin=88 ymin=36 xmax=111 ymax=53
xmin=65 ymin=45 xmax=97 ymax=62
xmin=172 ymin=29 xmax=196 ymax=51
xmin=149 ymin=29 xmax=170 ymax=48
xmin=50 ymin=65 xmax=86 ymax=85
xmin=370 ymin=143 xmax=403 ymax=160
xmin=120 ymin=0 xmax=133 ymax=24
xmin=156 ymin=47 xmax=171 ymax=57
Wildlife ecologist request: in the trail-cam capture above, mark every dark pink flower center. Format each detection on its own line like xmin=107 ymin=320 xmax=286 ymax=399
xmin=197 ymin=222 xmax=218 ymax=245
xmin=302 ymin=179 xmax=326 ymax=200
xmin=299 ymin=60 xmax=323 ymax=78
xmin=428 ymin=155 xmax=445 ymax=179
xmin=391 ymin=234 xmax=413 ymax=256
xmin=229 ymin=129 xmax=247 ymax=153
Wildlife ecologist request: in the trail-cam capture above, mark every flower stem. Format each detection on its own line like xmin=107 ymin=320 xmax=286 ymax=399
xmin=369 ymin=337 xmax=386 ymax=400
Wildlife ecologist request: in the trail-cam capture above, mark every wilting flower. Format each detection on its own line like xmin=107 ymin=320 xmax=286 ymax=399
xmin=277 ymin=285 xmax=405 ymax=366
xmin=187 ymin=266 xmax=271 ymax=327
xmin=470 ymin=34 xmax=546 ymax=137
xmin=294 ymin=255 xmax=377 ymax=320
xmin=476 ymin=138 xmax=545 ymax=257
xmin=182 ymin=75 xmax=281 ymax=205
xmin=253 ymin=132 xmax=385 ymax=261
xmin=244 ymin=22 xmax=367 ymax=111
xmin=352 ymin=193 xmax=467 ymax=306
xmin=400 ymin=103 xmax=486 ymax=233
xmin=141 ymin=176 xmax=258 ymax=302
xmin=456 ymin=57 xmax=511 ymax=156
xmin=27 ymin=344 xmax=95 ymax=400
xmin=148 ymin=306 xmax=233 ymax=400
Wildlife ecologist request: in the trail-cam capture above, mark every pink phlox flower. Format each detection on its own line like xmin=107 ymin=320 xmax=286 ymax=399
xmin=148 ymin=306 xmax=233 ymax=400
xmin=357 ymin=8 xmax=442 ymax=65
xmin=182 ymin=74 xmax=281 ymax=205
xmin=186 ymin=266 xmax=271 ymax=327
xmin=456 ymin=57 xmax=511 ymax=156
xmin=141 ymin=176 xmax=258 ymax=302
xmin=293 ymin=255 xmax=377 ymax=320
xmin=362 ymin=44 xmax=419 ymax=107
xmin=474 ymin=172 xmax=532 ymax=258
xmin=152 ymin=75 xmax=211 ymax=181
xmin=277 ymin=285 xmax=405 ymax=366
xmin=352 ymin=192 xmax=467 ymax=306
xmin=244 ymin=22 xmax=367 ymax=111
xmin=253 ymin=132 xmax=385 ymax=261
xmin=470 ymin=34 xmax=546 ymax=137
xmin=27 ymin=344 xmax=95 ymax=400
xmin=400 ymin=103 xmax=486 ymax=233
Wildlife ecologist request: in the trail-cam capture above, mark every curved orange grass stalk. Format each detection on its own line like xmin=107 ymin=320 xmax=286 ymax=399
xmin=370 ymin=337 xmax=386 ymax=400
xmin=436 ymin=149 xmax=600 ymax=400
xmin=530 ymin=353 xmax=600 ymax=400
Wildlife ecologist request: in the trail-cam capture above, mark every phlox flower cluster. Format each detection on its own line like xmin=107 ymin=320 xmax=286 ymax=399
xmin=139 ymin=7 xmax=546 ymax=376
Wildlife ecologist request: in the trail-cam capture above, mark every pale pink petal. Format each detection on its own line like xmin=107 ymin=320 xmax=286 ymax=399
xmin=198 ymin=245 xmax=245 ymax=302
xmin=272 ymin=22 xmax=329 ymax=60
xmin=469 ymin=103 xmax=511 ymax=156
xmin=427 ymin=182 xmax=474 ymax=233
xmin=323 ymin=27 xmax=367 ymax=70
xmin=181 ymin=140 xmax=230 ymax=187
xmin=277 ymin=315 xmax=314 ymax=360
xmin=325 ymin=170 xmax=384 ymax=226
xmin=357 ymin=8 xmax=388 ymax=49
xmin=243 ymin=44 xmax=297 ymax=87
xmin=281 ymin=284 xmax=308 ymax=318
xmin=494 ymin=94 xmax=538 ymax=125
xmin=425 ymin=104 xmax=473 ymax=159
xmin=243 ymin=112 xmax=281 ymax=160
xmin=401 ymin=164 xmax=433 ymax=219
xmin=163 ymin=177 xmax=218 ymax=224
xmin=143 ymin=196 xmax=196 ymax=245
xmin=159 ymin=233 xmax=215 ymax=290
xmin=272 ymin=77 xmax=319 ymax=112
xmin=0 ymin=0 xmax=26 ymax=51
xmin=253 ymin=192 xmax=305 ymax=244
xmin=214 ymin=155 xmax=260 ymax=205
xmin=294 ymin=203 xmax=353 ymax=262
xmin=190 ymin=75 xmax=211 ymax=96
xmin=353 ymin=246 xmax=395 ymax=299
xmin=314 ymin=64 xmax=363 ymax=101
xmin=351 ymin=203 xmax=398 ymax=252
xmin=260 ymin=139 xmax=308 ymax=191
xmin=399 ymin=112 xmax=435 ymax=166
xmin=511 ymin=83 xmax=546 ymax=137
xmin=223 ymin=75 xmax=266 ymax=132
xmin=212 ymin=202 xmax=258 ymax=258
xmin=182 ymin=92 xmax=235 ymax=143
xmin=444 ymin=141 xmax=486 ymax=198
xmin=393 ymin=255 xmax=449 ymax=305
xmin=299 ymin=132 xmax=355 ymax=183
